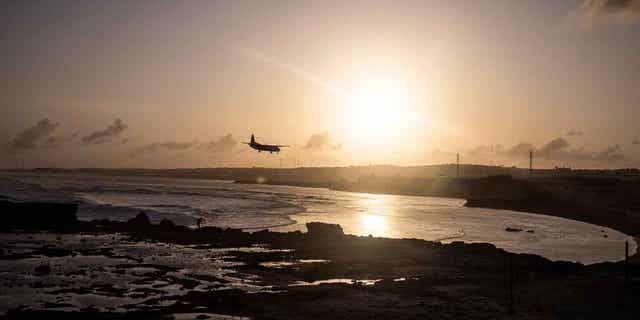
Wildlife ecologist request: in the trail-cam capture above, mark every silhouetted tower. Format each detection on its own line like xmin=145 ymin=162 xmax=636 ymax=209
xmin=529 ymin=150 xmax=533 ymax=176
xmin=456 ymin=153 xmax=460 ymax=178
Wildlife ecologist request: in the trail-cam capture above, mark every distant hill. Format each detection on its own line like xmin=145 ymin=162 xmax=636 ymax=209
xmin=6 ymin=164 xmax=639 ymax=182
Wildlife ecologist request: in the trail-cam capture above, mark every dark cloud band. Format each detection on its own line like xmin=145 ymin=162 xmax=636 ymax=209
xmin=82 ymin=119 xmax=128 ymax=145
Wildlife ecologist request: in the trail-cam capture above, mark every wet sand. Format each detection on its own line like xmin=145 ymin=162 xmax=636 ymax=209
xmin=2 ymin=207 xmax=640 ymax=319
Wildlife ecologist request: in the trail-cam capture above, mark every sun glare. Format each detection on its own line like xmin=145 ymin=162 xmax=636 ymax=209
xmin=344 ymin=73 xmax=414 ymax=147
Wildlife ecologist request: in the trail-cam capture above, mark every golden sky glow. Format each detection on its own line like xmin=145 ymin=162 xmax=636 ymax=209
xmin=2 ymin=1 xmax=640 ymax=169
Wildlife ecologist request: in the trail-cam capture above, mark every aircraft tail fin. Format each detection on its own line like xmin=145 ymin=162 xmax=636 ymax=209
xmin=250 ymin=134 xmax=255 ymax=144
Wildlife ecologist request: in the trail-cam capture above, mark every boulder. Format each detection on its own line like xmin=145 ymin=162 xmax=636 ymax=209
xmin=0 ymin=201 xmax=78 ymax=230
xmin=158 ymin=218 xmax=176 ymax=229
xmin=126 ymin=212 xmax=151 ymax=229
xmin=306 ymin=222 xmax=344 ymax=238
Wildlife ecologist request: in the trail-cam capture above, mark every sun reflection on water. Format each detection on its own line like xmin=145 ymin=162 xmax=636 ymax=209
xmin=359 ymin=195 xmax=390 ymax=236
xmin=360 ymin=214 xmax=388 ymax=236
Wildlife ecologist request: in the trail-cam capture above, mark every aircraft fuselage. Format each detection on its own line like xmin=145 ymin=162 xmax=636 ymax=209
xmin=242 ymin=134 xmax=287 ymax=154
xmin=249 ymin=142 xmax=281 ymax=153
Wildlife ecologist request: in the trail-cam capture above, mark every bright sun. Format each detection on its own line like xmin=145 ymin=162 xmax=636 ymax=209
xmin=344 ymin=73 xmax=413 ymax=146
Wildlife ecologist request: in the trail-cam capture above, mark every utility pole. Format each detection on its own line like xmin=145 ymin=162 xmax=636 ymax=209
xmin=626 ymin=241 xmax=629 ymax=281
xmin=456 ymin=153 xmax=460 ymax=178
xmin=509 ymin=254 xmax=515 ymax=314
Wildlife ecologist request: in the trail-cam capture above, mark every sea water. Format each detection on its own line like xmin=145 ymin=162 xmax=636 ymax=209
xmin=0 ymin=172 xmax=635 ymax=264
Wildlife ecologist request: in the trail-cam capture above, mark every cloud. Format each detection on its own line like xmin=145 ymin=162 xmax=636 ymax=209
xmin=44 ymin=136 xmax=60 ymax=147
xmin=467 ymin=137 xmax=625 ymax=165
xmin=6 ymin=118 xmax=59 ymax=153
xmin=468 ymin=142 xmax=534 ymax=159
xmin=576 ymin=0 xmax=640 ymax=24
xmin=594 ymin=144 xmax=625 ymax=161
xmin=304 ymin=131 xmax=342 ymax=151
xmin=537 ymin=138 xmax=571 ymax=158
xmin=199 ymin=134 xmax=237 ymax=152
xmin=130 ymin=141 xmax=197 ymax=158
xmin=43 ymin=133 xmax=78 ymax=148
xmin=566 ymin=129 xmax=583 ymax=137
xmin=468 ymin=144 xmax=504 ymax=157
xmin=82 ymin=119 xmax=128 ymax=145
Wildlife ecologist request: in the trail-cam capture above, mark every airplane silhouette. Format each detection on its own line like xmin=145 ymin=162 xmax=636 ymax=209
xmin=242 ymin=134 xmax=289 ymax=154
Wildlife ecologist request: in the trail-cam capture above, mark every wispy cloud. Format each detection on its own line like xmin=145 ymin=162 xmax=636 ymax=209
xmin=576 ymin=0 xmax=640 ymax=25
xmin=230 ymin=46 xmax=342 ymax=97
xmin=130 ymin=141 xmax=197 ymax=158
xmin=468 ymin=137 xmax=624 ymax=164
xmin=6 ymin=118 xmax=59 ymax=153
xmin=566 ymin=129 xmax=583 ymax=137
xmin=43 ymin=133 xmax=78 ymax=148
xmin=304 ymin=131 xmax=342 ymax=151
xmin=82 ymin=119 xmax=128 ymax=145
xmin=199 ymin=134 xmax=237 ymax=153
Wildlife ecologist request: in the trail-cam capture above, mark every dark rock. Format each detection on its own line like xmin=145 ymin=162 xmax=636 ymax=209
xmin=505 ymin=227 xmax=523 ymax=232
xmin=158 ymin=218 xmax=175 ymax=229
xmin=527 ymin=230 xmax=535 ymax=233
xmin=36 ymin=247 xmax=75 ymax=257
xmin=34 ymin=264 xmax=51 ymax=275
xmin=252 ymin=229 xmax=270 ymax=237
xmin=306 ymin=222 xmax=344 ymax=238
xmin=126 ymin=212 xmax=151 ymax=228
xmin=0 ymin=200 xmax=78 ymax=230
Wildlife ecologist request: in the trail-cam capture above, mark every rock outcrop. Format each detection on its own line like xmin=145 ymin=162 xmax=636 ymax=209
xmin=306 ymin=222 xmax=344 ymax=238
xmin=0 ymin=200 xmax=78 ymax=230
xmin=126 ymin=212 xmax=151 ymax=229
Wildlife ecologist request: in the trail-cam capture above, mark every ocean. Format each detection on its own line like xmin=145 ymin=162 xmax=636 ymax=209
xmin=1 ymin=171 xmax=635 ymax=264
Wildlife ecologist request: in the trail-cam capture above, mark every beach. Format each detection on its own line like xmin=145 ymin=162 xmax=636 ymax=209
xmin=1 ymin=205 xmax=639 ymax=319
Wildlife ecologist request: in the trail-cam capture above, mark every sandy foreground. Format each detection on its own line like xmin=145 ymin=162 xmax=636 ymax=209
xmin=1 ymin=206 xmax=640 ymax=320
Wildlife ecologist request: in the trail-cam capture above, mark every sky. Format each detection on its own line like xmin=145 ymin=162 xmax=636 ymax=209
xmin=2 ymin=0 xmax=640 ymax=169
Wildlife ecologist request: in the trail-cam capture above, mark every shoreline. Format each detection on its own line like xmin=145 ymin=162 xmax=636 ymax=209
xmin=2 ymin=204 xmax=640 ymax=319
xmin=4 ymin=169 xmax=639 ymax=237
xmin=234 ymin=177 xmax=640 ymax=238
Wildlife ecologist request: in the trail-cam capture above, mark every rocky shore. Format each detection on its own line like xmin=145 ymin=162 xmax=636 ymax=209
xmin=1 ymin=200 xmax=640 ymax=319
xmin=236 ymin=175 xmax=640 ymax=237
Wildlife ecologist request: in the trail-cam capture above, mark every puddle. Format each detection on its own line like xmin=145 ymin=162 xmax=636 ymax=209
xmin=299 ymin=259 xmax=330 ymax=264
xmin=289 ymin=278 xmax=381 ymax=286
xmin=173 ymin=313 xmax=250 ymax=320
xmin=259 ymin=261 xmax=295 ymax=268
xmin=258 ymin=259 xmax=330 ymax=268
xmin=0 ymin=233 xmax=277 ymax=315
xmin=393 ymin=276 xmax=419 ymax=282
